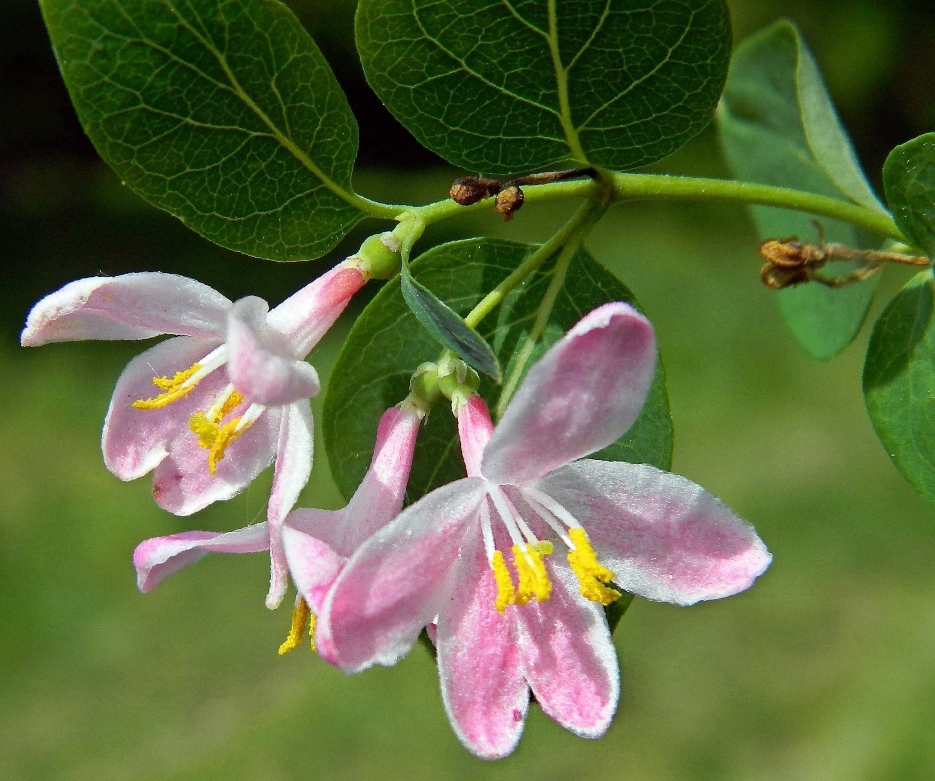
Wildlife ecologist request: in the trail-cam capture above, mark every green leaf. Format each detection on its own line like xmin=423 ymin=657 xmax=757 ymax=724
xmin=883 ymin=133 xmax=935 ymax=261
xmin=719 ymin=20 xmax=885 ymax=359
xmin=400 ymin=266 xmax=502 ymax=382
xmin=864 ymin=270 xmax=935 ymax=505
xmin=355 ymin=0 xmax=731 ymax=175
xmin=323 ymin=238 xmax=673 ymax=502
xmin=41 ymin=0 xmax=369 ymax=260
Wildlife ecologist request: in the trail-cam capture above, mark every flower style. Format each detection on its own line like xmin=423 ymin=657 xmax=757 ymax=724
xmin=133 ymin=403 xmax=423 ymax=634
xmin=21 ymin=260 xmax=368 ymax=606
xmin=317 ymin=303 xmax=772 ymax=759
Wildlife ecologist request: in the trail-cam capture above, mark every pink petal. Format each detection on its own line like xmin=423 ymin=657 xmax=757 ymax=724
xmin=539 ymin=461 xmax=772 ymax=605
xmin=435 ymin=539 xmax=529 ymax=759
xmin=482 ymin=303 xmax=657 ymax=484
xmin=514 ymin=559 xmax=618 ymax=738
xmin=103 ymin=337 xmax=225 ymax=481
xmin=151 ymin=405 xmax=282 ymax=516
xmin=266 ymin=262 xmax=367 ymax=357
xmin=319 ymin=479 xmax=487 ymax=673
xmin=282 ymin=521 xmax=346 ymax=612
xmin=457 ymin=396 xmax=495 ymax=478
xmin=21 ymin=273 xmax=231 ymax=346
xmin=266 ymin=402 xmax=314 ymax=609
xmin=133 ymin=522 xmax=269 ymax=592
xmin=226 ymin=297 xmax=320 ymax=406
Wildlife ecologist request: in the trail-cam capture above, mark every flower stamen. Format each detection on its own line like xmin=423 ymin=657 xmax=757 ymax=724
xmin=567 ymin=527 xmax=620 ymax=605
xmin=278 ymin=598 xmax=317 ymax=655
xmin=492 ymin=549 xmax=516 ymax=613
xmin=132 ymin=345 xmax=229 ymax=410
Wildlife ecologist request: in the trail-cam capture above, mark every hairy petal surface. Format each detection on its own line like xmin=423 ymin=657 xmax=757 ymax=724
xmin=282 ymin=521 xmax=347 ymax=612
xmin=514 ymin=561 xmax=618 ymax=737
xmin=103 ymin=336 xmax=224 ymax=480
xmin=436 ymin=539 xmax=528 ymax=760
xmin=539 ymin=461 xmax=772 ymax=605
xmin=320 ymin=479 xmax=487 ymax=673
xmin=266 ymin=402 xmax=314 ymax=608
xmin=21 ymin=273 xmax=231 ymax=345
xmin=134 ymin=522 xmax=269 ymax=592
xmin=483 ymin=303 xmax=657 ymax=484
xmin=227 ymin=297 xmax=320 ymax=406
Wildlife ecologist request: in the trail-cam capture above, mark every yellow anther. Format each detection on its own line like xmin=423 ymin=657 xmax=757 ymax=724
xmin=278 ymin=599 xmax=311 ymax=655
xmin=567 ymin=528 xmax=620 ymax=605
xmin=132 ymin=363 xmax=202 ymax=409
xmin=189 ymin=411 xmax=219 ymax=449
xmin=492 ymin=550 xmax=515 ymax=614
xmin=216 ymin=389 xmax=244 ymax=420
xmin=512 ymin=542 xmax=553 ymax=605
xmin=307 ymin=612 xmax=317 ymax=654
xmin=206 ymin=416 xmax=251 ymax=474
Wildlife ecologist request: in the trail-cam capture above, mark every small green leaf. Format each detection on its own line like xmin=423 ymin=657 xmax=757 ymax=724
xmin=356 ymin=0 xmax=731 ymax=175
xmin=41 ymin=0 xmax=368 ymax=260
xmin=324 ymin=238 xmax=672 ymax=503
xmin=400 ymin=266 xmax=501 ymax=382
xmin=883 ymin=133 xmax=935 ymax=261
xmin=719 ymin=20 xmax=884 ymax=359
xmin=864 ymin=270 xmax=935 ymax=505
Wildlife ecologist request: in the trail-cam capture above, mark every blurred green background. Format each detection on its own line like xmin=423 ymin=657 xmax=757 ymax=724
xmin=3 ymin=0 xmax=935 ymax=779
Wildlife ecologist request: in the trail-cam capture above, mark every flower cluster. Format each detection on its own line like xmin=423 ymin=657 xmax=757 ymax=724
xmin=23 ymin=265 xmax=770 ymax=758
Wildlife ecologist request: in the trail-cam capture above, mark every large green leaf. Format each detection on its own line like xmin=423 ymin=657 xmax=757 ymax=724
xmin=323 ymin=238 xmax=672 ymax=502
xmin=719 ymin=20 xmax=885 ymax=360
xmin=41 ymin=0 xmax=367 ymax=260
xmin=883 ymin=133 xmax=935 ymax=261
xmin=864 ymin=270 xmax=935 ymax=505
xmin=355 ymin=0 xmax=731 ymax=175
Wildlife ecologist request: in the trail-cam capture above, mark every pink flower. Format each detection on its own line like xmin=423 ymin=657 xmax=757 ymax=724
xmin=22 ymin=261 xmax=367 ymax=606
xmin=317 ymin=303 xmax=772 ymax=759
xmin=132 ymin=404 xmax=423 ymax=621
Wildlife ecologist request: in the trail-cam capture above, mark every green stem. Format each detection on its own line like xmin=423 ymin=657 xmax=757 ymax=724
xmin=395 ymin=172 xmax=904 ymax=242
xmin=462 ymin=198 xmax=608 ymax=329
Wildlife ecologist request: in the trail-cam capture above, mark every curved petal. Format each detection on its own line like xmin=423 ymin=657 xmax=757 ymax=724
xmin=483 ymin=303 xmax=657 ymax=484
xmin=103 ymin=337 xmax=224 ymax=481
xmin=514 ymin=559 xmax=618 ymax=738
xmin=266 ymin=401 xmax=314 ymax=609
xmin=21 ymin=273 xmax=231 ymax=346
xmin=539 ymin=461 xmax=772 ymax=605
xmin=319 ymin=479 xmax=487 ymax=673
xmin=151 ymin=405 xmax=281 ymax=516
xmin=266 ymin=262 xmax=367 ymax=357
xmin=133 ymin=522 xmax=269 ymax=592
xmin=282 ymin=521 xmax=346 ymax=612
xmin=436 ymin=537 xmax=528 ymax=759
xmin=227 ymin=297 xmax=320 ymax=406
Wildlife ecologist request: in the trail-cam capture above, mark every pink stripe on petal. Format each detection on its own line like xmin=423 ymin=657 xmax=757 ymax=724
xmin=514 ymin=561 xmax=619 ymax=738
xmin=134 ymin=522 xmax=269 ymax=592
xmin=457 ymin=396 xmax=495 ymax=478
xmin=320 ymin=479 xmax=487 ymax=673
xmin=227 ymin=298 xmax=320 ymax=407
xmin=103 ymin=337 xmax=224 ymax=481
xmin=267 ymin=263 xmax=367 ymax=357
xmin=539 ymin=461 xmax=772 ymax=605
xmin=436 ymin=541 xmax=528 ymax=760
xmin=483 ymin=303 xmax=657 ymax=484
xmin=21 ymin=273 xmax=231 ymax=346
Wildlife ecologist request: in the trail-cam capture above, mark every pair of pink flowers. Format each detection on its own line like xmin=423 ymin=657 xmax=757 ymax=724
xmin=24 ymin=270 xmax=771 ymax=759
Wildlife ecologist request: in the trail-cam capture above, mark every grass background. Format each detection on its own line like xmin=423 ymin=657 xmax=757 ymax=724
xmin=2 ymin=0 xmax=935 ymax=778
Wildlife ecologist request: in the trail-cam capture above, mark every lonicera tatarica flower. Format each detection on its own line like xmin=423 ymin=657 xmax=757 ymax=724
xmin=317 ymin=303 xmax=772 ymax=758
